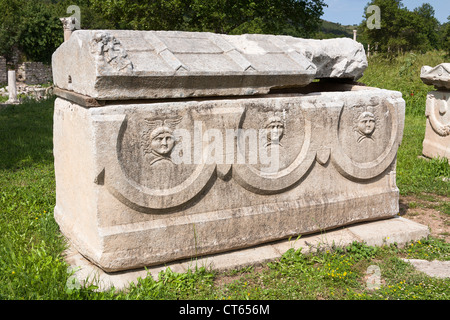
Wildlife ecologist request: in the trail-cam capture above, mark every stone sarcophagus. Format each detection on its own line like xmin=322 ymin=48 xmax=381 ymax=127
xmin=420 ymin=63 xmax=450 ymax=161
xmin=52 ymin=30 xmax=405 ymax=272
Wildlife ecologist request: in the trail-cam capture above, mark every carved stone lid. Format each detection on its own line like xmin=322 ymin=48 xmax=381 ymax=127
xmin=421 ymin=63 xmax=450 ymax=90
xmin=52 ymin=30 xmax=367 ymax=100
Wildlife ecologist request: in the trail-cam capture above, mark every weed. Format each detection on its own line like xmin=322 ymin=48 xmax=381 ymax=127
xmin=403 ymin=238 xmax=450 ymax=261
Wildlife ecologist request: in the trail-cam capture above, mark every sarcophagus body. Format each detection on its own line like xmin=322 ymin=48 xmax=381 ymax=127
xmin=52 ymin=30 xmax=405 ymax=272
xmin=420 ymin=64 xmax=450 ymax=161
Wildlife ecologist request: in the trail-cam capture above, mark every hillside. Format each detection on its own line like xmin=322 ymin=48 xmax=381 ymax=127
xmin=315 ymin=19 xmax=355 ymax=39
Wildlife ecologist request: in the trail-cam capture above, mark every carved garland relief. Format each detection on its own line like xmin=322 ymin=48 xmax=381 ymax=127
xmin=426 ymin=92 xmax=450 ymax=137
xmin=332 ymin=97 xmax=403 ymax=180
xmin=93 ymin=96 xmax=402 ymax=212
xmin=232 ymin=104 xmax=316 ymax=194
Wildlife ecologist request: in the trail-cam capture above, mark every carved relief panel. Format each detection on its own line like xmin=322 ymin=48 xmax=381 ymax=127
xmin=426 ymin=91 xmax=450 ymax=137
xmin=232 ymin=100 xmax=315 ymax=194
xmin=331 ymin=94 xmax=404 ymax=181
xmin=93 ymin=106 xmax=217 ymax=212
xmin=92 ymin=92 xmax=404 ymax=213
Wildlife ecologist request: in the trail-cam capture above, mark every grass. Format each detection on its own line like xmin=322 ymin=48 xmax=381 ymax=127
xmin=0 ymin=51 xmax=449 ymax=301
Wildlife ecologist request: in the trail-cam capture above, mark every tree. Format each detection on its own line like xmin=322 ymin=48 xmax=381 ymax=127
xmin=440 ymin=16 xmax=450 ymax=56
xmin=359 ymin=0 xmax=441 ymax=53
xmin=89 ymin=0 xmax=191 ymax=30
xmin=89 ymin=0 xmax=327 ymax=37
xmin=0 ymin=0 xmax=63 ymax=64
xmin=18 ymin=1 xmax=64 ymax=64
xmin=187 ymin=0 xmax=326 ymax=36
xmin=0 ymin=0 xmax=22 ymax=61
xmin=413 ymin=3 xmax=440 ymax=49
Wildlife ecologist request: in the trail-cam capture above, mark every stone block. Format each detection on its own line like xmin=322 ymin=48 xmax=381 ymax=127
xmin=347 ymin=217 xmax=429 ymax=247
xmin=420 ymin=64 xmax=450 ymax=162
xmin=279 ymin=37 xmax=367 ymax=79
xmin=421 ymin=63 xmax=450 ymax=90
xmin=51 ymin=30 xmax=367 ymax=100
xmin=422 ymin=91 xmax=450 ymax=161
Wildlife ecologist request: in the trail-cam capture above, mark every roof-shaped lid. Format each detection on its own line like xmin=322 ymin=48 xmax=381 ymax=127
xmin=420 ymin=63 xmax=450 ymax=90
xmin=52 ymin=30 xmax=367 ymax=100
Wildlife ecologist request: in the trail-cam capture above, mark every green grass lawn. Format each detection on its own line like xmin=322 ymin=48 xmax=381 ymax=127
xmin=0 ymin=51 xmax=449 ymax=301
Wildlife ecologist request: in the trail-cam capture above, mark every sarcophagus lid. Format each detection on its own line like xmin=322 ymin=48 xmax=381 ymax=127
xmin=420 ymin=63 xmax=450 ymax=90
xmin=52 ymin=30 xmax=367 ymax=100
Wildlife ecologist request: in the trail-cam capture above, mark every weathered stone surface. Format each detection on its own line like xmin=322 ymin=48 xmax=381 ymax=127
xmin=52 ymin=30 xmax=400 ymax=273
xmin=402 ymin=259 xmax=450 ymax=279
xmin=420 ymin=63 xmax=450 ymax=162
xmin=60 ymin=16 xmax=79 ymax=42
xmin=279 ymin=37 xmax=367 ymax=79
xmin=422 ymin=91 xmax=450 ymax=161
xmin=421 ymin=63 xmax=450 ymax=90
xmin=51 ymin=30 xmax=367 ymax=100
xmin=53 ymin=84 xmax=405 ymax=272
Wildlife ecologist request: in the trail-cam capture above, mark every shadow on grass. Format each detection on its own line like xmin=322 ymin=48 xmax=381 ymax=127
xmin=0 ymin=97 xmax=55 ymax=170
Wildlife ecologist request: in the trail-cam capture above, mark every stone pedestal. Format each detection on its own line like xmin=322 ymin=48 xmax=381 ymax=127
xmin=420 ymin=64 xmax=450 ymax=162
xmin=52 ymin=30 xmax=405 ymax=272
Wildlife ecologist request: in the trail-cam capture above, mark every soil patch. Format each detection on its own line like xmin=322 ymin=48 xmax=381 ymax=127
xmin=399 ymin=194 xmax=450 ymax=243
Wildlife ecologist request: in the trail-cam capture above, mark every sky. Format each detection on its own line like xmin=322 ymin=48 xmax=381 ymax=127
xmin=321 ymin=0 xmax=449 ymax=25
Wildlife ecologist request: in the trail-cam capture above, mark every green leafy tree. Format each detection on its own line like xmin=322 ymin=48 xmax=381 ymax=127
xmin=441 ymin=16 xmax=450 ymax=56
xmin=0 ymin=0 xmax=22 ymax=61
xmin=0 ymin=0 xmax=64 ymax=64
xmin=18 ymin=2 xmax=64 ymax=64
xmin=413 ymin=3 xmax=440 ymax=49
xmin=187 ymin=0 xmax=326 ymax=36
xmin=89 ymin=0 xmax=190 ymax=30
xmin=360 ymin=0 xmax=441 ymax=53
xmin=90 ymin=0 xmax=326 ymax=37
xmin=358 ymin=0 xmax=403 ymax=52
xmin=51 ymin=0 xmax=114 ymax=30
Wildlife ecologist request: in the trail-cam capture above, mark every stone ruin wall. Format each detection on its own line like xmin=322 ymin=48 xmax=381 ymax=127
xmin=17 ymin=61 xmax=52 ymax=85
xmin=0 ymin=58 xmax=52 ymax=86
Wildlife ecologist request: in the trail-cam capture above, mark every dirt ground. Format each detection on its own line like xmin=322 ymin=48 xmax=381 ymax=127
xmin=399 ymin=194 xmax=450 ymax=243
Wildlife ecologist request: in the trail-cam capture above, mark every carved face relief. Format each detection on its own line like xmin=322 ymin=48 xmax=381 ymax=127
xmin=338 ymin=99 xmax=395 ymax=166
xmin=356 ymin=111 xmax=376 ymax=140
xmin=141 ymin=117 xmax=182 ymax=165
xmin=264 ymin=116 xmax=285 ymax=146
xmin=149 ymin=127 xmax=175 ymax=156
